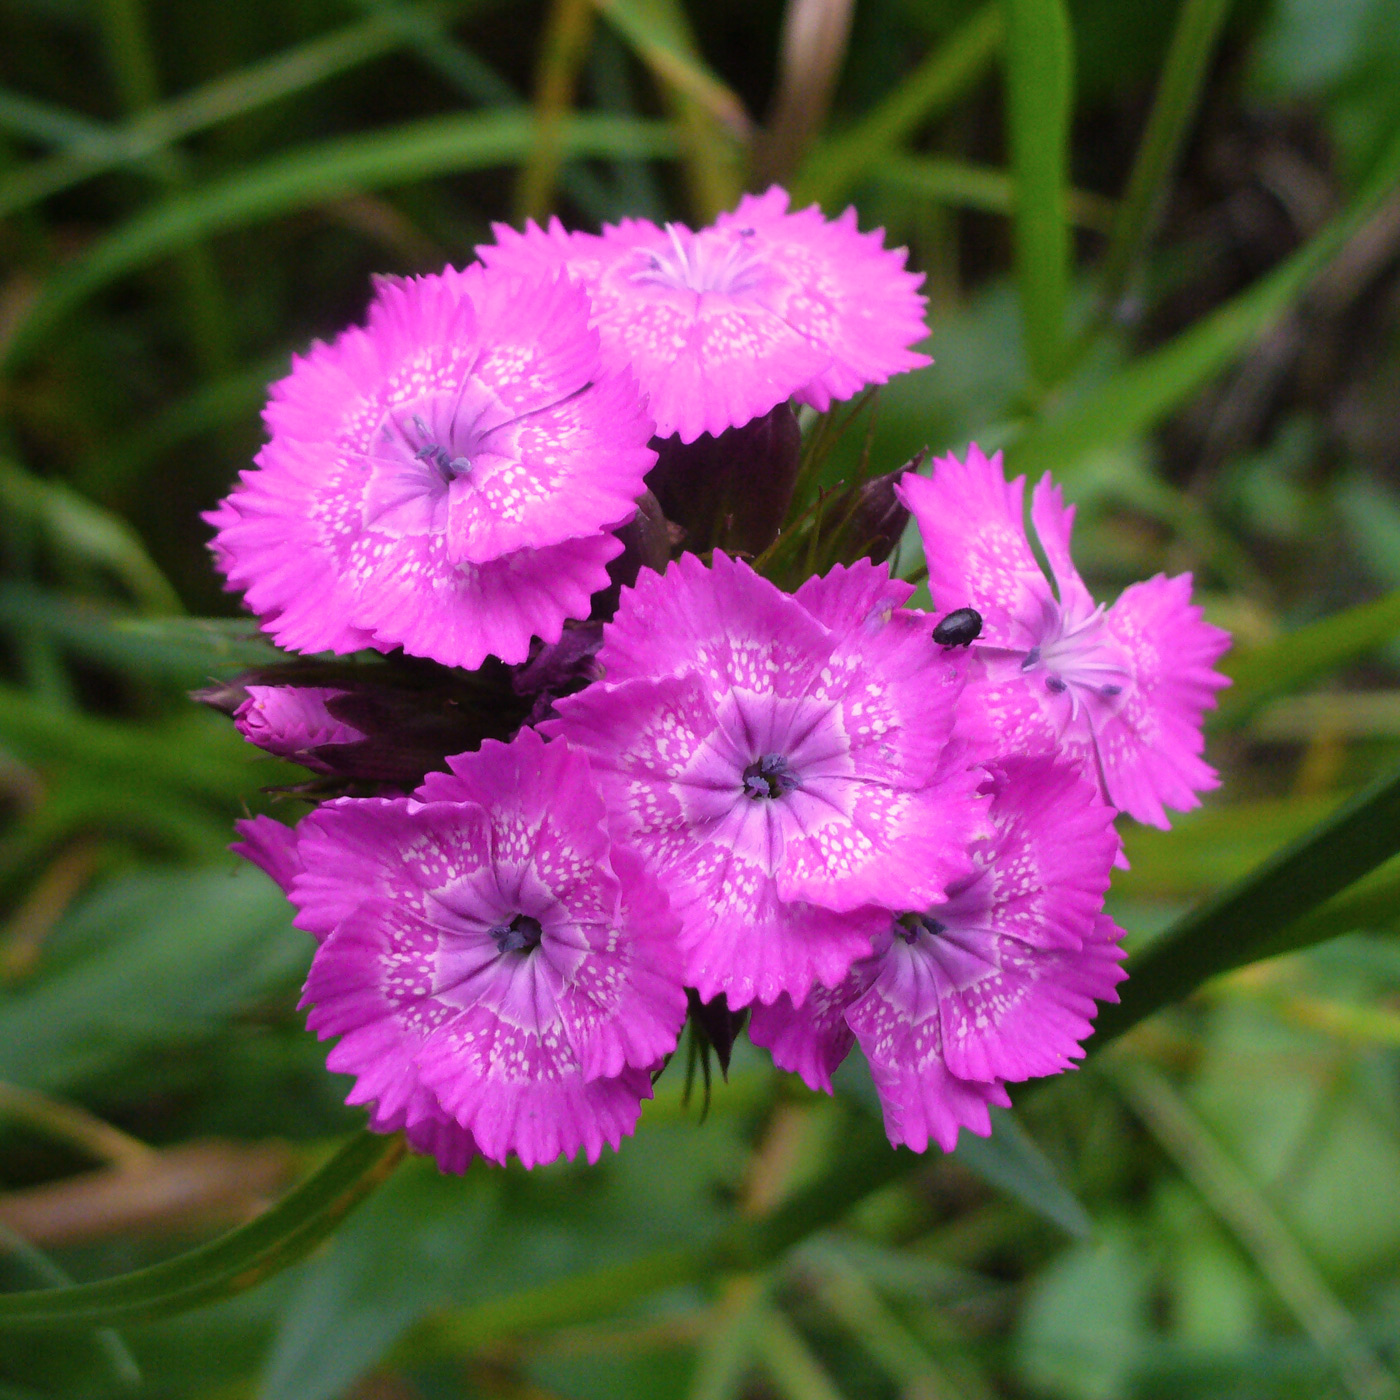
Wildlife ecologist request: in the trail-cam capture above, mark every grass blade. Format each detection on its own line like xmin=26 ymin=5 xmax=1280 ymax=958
xmin=595 ymin=0 xmax=748 ymax=219
xmin=1 ymin=110 xmax=676 ymax=374
xmin=515 ymin=0 xmax=597 ymax=221
xmin=0 ymin=10 xmax=435 ymax=218
xmin=791 ymin=3 xmax=1002 ymax=209
xmin=1113 ymin=1063 xmax=1400 ymax=1400
xmin=0 ymin=458 xmax=180 ymax=614
xmin=1095 ymin=0 xmax=1235 ymax=321
xmin=0 ymin=88 xmax=107 ymax=149
xmin=1212 ymin=588 xmax=1400 ymax=730
xmin=1003 ymin=0 xmax=1075 ymax=389
xmin=0 ymin=1132 xmax=404 ymax=1331
xmin=872 ymin=152 xmax=1115 ymax=232
xmin=1094 ymin=757 xmax=1400 ymax=1046
xmin=1005 ymin=123 xmax=1400 ymax=486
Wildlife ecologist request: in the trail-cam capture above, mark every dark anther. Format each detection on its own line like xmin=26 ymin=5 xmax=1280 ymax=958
xmin=1021 ymin=645 xmax=1042 ymax=670
xmin=410 ymin=414 xmax=470 ymax=482
xmin=1101 ymin=683 xmax=1123 ymax=698
xmin=932 ymin=607 xmax=983 ymax=648
xmin=1046 ymin=675 xmax=1067 ymax=694
xmin=490 ymin=913 xmax=544 ymax=955
xmin=742 ymin=752 xmax=799 ymax=800
xmin=896 ymin=911 xmax=946 ymax=943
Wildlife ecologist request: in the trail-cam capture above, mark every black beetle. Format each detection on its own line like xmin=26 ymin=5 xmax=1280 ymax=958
xmin=932 ymin=607 xmax=983 ymax=648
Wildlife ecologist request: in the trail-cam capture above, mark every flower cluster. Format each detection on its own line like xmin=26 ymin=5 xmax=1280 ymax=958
xmin=207 ymin=189 xmax=1229 ymax=1172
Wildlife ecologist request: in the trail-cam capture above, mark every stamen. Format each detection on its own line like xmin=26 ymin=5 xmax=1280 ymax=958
xmin=896 ymin=911 xmax=947 ymax=943
xmin=742 ymin=752 xmax=800 ymax=800
xmin=489 ymin=913 xmax=543 ymax=955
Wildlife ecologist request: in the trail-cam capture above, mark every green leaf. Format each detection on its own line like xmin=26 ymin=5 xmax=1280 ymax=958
xmin=1211 ymin=589 xmax=1400 ymax=730
xmin=1094 ymin=758 xmax=1400 ymax=1045
xmin=1003 ymin=0 xmax=1075 ymax=387
xmin=0 ymin=587 xmax=278 ymax=684
xmin=791 ymin=3 xmax=1004 ymax=209
xmin=0 ymin=1131 xmax=404 ymax=1331
xmin=2 ymin=110 xmax=677 ymax=373
xmin=0 ymin=866 xmax=310 ymax=1093
xmin=870 ymin=153 xmax=1116 ymax=231
xmin=954 ymin=1109 xmax=1094 ymax=1239
xmin=0 ymin=681 xmax=275 ymax=801
xmin=0 ymin=5 xmax=447 ymax=218
xmin=1111 ymin=1063 xmax=1400 ymax=1400
xmin=0 ymin=86 xmax=108 ymax=149
xmin=259 ymin=1161 xmax=499 ymax=1400
xmin=594 ymin=0 xmax=750 ymax=140
xmin=834 ymin=1058 xmax=1092 ymax=1236
xmin=0 ymin=458 xmax=180 ymax=614
xmin=595 ymin=0 xmax=745 ymax=219
xmin=1095 ymin=0 xmax=1235 ymax=319
xmin=1005 ymin=118 xmax=1400 ymax=486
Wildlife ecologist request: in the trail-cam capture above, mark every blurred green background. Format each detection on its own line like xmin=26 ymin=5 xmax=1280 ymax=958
xmin=3 ymin=0 xmax=1400 ymax=1395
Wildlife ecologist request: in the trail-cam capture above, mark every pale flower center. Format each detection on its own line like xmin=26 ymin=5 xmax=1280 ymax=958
xmin=628 ymin=223 xmax=768 ymax=297
xmin=1019 ymin=603 xmax=1130 ymax=705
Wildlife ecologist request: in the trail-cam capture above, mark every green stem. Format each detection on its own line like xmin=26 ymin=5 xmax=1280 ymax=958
xmin=1003 ymin=0 xmax=1075 ymax=390
xmin=0 ymin=1132 xmax=404 ymax=1330
xmin=515 ymin=0 xmax=597 ymax=221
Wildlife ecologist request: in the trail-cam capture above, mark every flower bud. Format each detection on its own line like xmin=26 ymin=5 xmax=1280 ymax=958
xmin=647 ymin=402 xmax=802 ymax=556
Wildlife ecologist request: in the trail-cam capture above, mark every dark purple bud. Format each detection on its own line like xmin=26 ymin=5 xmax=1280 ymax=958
xmin=593 ymin=490 xmax=673 ymax=620
xmin=820 ymin=459 xmax=916 ymax=569
xmin=511 ymin=621 xmax=605 ymax=724
xmin=686 ymin=987 xmax=748 ymax=1082
xmin=195 ymin=657 xmax=531 ymax=790
xmin=647 ymin=401 xmax=802 ymax=556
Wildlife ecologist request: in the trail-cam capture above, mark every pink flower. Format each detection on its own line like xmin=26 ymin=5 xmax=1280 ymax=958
xmin=231 ymin=814 xmax=302 ymax=895
xmin=233 ymin=686 xmax=364 ymax=772
xmin=750 ymin=758 xmax=1127 ymax=1151
xmin=898 ymin=445 xmax=1231 ymax=828
xmin=549 ymin=554 xmax=984 ymax=1009
xmin=479 ymin=187 xmax=930 ymax=443
xmin=207 ymin=266 xmax=657 ymax=668
xmin=290 ymin=729 xmax=687 ymax=1169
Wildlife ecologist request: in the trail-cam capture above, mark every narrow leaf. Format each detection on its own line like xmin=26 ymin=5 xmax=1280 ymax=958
xmin=873 ymin=152 xmax=1115 ymax=232
xmin=835 ymin=1058 xmax=1091 ymax=1236
xmin=1212 ymin=589 xmax=1400 ymax=730
xmin=0 ymin=458 xmax=181 ymax=614
xmin=1003 ymin=0 xmax=1075 ymax=387
xmin=1094 ymin=758 xmax=1400 ymax=1046
xmin=792 ymin=3 xmax=1003 ymax=208
xmin=595 ymin=0 xmax=748 ymax=219
xmin=1096 ymin=0 xmax=1235 ymax=319
xmin=0 ymin=9 xmax=426 ymax=218
xmin=2 ymin=111 xmax=677 ymax=373
xmin=1006 ymin=122 xmax=1400 ymax=486
xmin=0 ymin=1132 xmax=404 ymax=1331
xmin=953 ymin=1108 xmax=1094 ymax=1238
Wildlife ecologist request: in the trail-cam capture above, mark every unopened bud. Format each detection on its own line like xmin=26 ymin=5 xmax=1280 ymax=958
xmin=648 ymin=402 xmax=802 ymax=557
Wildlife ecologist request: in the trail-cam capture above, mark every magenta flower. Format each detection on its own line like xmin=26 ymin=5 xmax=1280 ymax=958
xmin=207 ymin=266 xmax=657 ymax=668
xmin=479 ymin=187 xmax=929 ymax=444
xmin=233 ymin=686 xmax=364 ymax=771
xmin=290 ymin=729 xmax=687 ymax=1169
xmin=750 ymin=757 xmax=1127 ymax=1152
xmin=550 ymin=554 xmax=984 ymax=1009
xmin=231 ymin=814 xmax=302 ymax=895
xmin=898 ymin=446 xmax=1231 ymax=829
